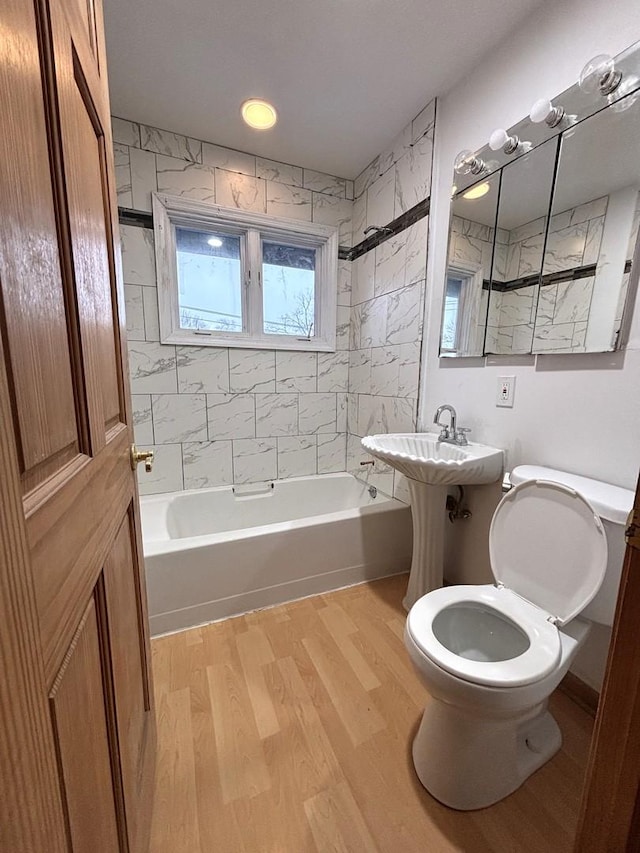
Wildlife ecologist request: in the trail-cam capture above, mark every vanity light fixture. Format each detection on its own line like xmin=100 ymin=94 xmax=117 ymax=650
xmin=207 ymin=236 xmax=223 ymax=248
xmin=579 ymin=54 xmax=622 ymax=96
xmin=488 ymin=128 xmax=531 ymax=155
xmin=462 ymin=182 xmax=490 ymax=200
xmin=241 ymin=98 xmax=278 ymax=130
xmin=529 ymin=97 xmax=566 ymax=128
xmin=453 ymin=149 xmax=487 ymax=176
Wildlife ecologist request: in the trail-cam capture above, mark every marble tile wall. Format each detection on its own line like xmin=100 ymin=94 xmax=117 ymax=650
xmin=485 ymin=196 xmax=609 ymax=354
xmin=447 ymin=198 xmax=611 ymax=355
xmin=112 ymin=116 xmax=354 ymax=242
xmin=531 ymin=196 xmax=606 ymax=353
xmin=449 ymin=215 xmax=498 ymax=281
xmin=114 ymin=117 xmax=353 ymax=494
xmin=352 ymin=101 xmax=435 ymax=243
xmin=347 ymin=99 xmax=436 ymax=502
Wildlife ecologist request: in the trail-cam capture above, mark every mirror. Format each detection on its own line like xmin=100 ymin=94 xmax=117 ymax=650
xmin=485 ymin=139 xmax=558 ymax=354
xmin=532 ymin=94 xmax=640 ymax=353
xmin=440 ymin=39 xmax=640 ymax=357
xmin=440 ymin=173 xmax=500 ymax=356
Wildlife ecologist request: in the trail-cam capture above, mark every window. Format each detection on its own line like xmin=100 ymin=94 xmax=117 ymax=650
xmin=176 ymin=227 xmax=243 ymax=333
xmin=441 ymin=276 xmax=463 ymax=352
xmin=439 ymin=264 xmax=485 ymax=356
xmin=153 ymin=194 xmax=339 ymax=351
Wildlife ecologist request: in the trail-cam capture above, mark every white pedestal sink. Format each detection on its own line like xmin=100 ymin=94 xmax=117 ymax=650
xmin=361 ymin=433 xmax=503 ymax=609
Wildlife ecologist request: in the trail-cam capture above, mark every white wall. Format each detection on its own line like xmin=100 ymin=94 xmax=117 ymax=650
xmin=422 ymin=0 xmax=640 ymax=689
xmin=424 ymin=0 xmax=640 ymax=490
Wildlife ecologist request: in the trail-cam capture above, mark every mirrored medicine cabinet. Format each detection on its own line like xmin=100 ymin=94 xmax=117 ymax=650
xmin=440 ymin=40 xmax=640 ymax=357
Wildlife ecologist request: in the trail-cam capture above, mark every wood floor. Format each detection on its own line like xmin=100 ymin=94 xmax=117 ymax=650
xmin=149 ymin=574 xmax=593 ymax=852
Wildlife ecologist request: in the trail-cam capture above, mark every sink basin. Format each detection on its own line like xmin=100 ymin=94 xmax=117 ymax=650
xmin=361 ymin=433 xmax=503 ymax=486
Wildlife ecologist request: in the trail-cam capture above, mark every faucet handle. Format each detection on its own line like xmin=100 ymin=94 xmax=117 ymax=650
xmin=454 ymin=427 xmax=471 ymax=446
xmin=437 ymin=426 xmax=451 ymax=441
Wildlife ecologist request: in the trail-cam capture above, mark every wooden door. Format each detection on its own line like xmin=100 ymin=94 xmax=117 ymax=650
xmin=0 ymin=0 xmax=155 ymax=850
xmin=574 ymin=475 xmax=640 ymax=852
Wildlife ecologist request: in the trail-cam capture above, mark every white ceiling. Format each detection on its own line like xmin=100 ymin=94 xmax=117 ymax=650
xmin=103 ymin=0 xmax=546 ymax=179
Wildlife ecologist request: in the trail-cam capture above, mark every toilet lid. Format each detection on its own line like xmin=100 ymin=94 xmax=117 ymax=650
xmin=490 ymin=479 xmax=608 ymax=626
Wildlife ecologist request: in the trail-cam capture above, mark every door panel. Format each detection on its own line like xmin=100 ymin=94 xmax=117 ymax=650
xmin=0 ymin=0 xmax=81 ymax=494
xmin=68 ymin=0 xmax=99 ymax=60
xmin=49 ymin=597 xmax=120 ymax=851
xmin=104 ymin=509 xmax=153 ymax=848
xmin=0 ymin=339 xmax=67 ymax=851
xmin=29 ymin=425 xmax=131 ymax=679
xmin=53 ymin=14 xmax=123 ymax=448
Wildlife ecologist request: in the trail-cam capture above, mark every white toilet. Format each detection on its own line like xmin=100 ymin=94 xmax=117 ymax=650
xmin=404 ymin=465 xmax=633 ymax=811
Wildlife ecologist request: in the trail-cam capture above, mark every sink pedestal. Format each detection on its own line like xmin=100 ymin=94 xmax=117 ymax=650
xmin=359 ymin=432 xmax=503 ymax=610
xmin=403 ymin=481 xmax=448 ymax=611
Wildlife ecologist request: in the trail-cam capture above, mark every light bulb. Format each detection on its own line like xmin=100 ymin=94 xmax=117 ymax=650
xmin=530 ymin=98 xmax=551 ymax=123
xmin=453 ymin=149 xmax=476 ymax=175
xmin=530 ymin=98 xmax=565 ymax=128
xmin=489 ymin=129 xmax=528 ymax=155
xmin=454 ymin=150 xmax=489 ymax=176
xmin=207 ymin=236 xmax=223 ymax=248
xmin=579 ymin=54 xmax=622 ymax=96
xmin=532 ymin=99 xmax=553 ymax=123
xmin=489 ymin=129 xmax=509 ymax=151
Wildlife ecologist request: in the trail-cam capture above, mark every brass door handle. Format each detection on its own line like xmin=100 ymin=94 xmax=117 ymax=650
xmin=130 ymin=444 xmax=154 ymax=473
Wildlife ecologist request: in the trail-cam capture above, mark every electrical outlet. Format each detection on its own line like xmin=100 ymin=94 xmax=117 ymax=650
xmin=496 ymin=376 xmax=515 ymax=408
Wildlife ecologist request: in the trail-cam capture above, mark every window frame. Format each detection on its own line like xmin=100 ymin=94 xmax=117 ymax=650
xmin=440 ymin=262 xmax=485 ymax=355
xmin=152 ymin=193 xmax=339 ymax=352
xmin=440 ymin=275 xmax=464 ymax=354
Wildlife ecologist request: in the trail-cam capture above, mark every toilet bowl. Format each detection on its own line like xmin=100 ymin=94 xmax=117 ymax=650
xmin=405 ymin=466 xmax=633 ymax=811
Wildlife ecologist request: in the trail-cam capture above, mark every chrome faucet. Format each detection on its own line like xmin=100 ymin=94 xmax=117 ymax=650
xmin=434 ymin=404 xmax=471 ymax=446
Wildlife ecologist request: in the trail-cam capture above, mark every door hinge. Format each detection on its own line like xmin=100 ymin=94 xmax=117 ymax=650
xmin=625 ymin=507 xmax=640 ymax=549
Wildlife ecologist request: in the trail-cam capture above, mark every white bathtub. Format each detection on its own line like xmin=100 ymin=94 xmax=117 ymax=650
xmin=141 ymin=473 xmax=413 ymax=636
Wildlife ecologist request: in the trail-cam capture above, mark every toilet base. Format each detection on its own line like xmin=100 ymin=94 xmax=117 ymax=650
xmin=412 ymin=697 xmax=562 ymax=810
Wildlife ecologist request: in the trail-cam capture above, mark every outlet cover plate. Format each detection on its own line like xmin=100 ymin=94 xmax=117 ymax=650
xmin=497 ymin=376 xmax=515 ymax=407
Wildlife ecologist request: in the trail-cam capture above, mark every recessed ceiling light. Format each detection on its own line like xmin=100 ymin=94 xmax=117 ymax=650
xmin=462 ymin=182 xmax=490 ymax=200
xmin=241 ymin=98 xmax=277 ymax=130
xmin=207 ymin=236 xmax=223 ymax=247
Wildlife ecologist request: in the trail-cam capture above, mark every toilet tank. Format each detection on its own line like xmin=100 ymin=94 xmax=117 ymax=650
xmin=510 ymin=466 xmax=634 ymax=626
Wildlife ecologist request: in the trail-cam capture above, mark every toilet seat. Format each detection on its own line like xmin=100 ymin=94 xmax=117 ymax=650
xmin=407 ymin=585 xmax=562 ymax=687
xmin=489 ymin=479 xmax=608 ymax=625
xmin=407 ymin=478 xmax=609 ymax=689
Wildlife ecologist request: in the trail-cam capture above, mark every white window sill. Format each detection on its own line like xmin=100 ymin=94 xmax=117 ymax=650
xmin=162 ymin=329 xmax=336 ymax=352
